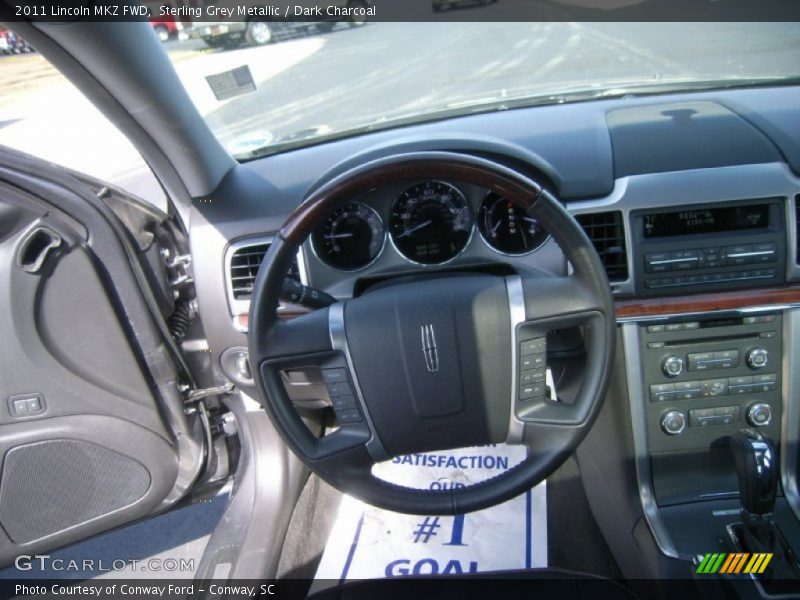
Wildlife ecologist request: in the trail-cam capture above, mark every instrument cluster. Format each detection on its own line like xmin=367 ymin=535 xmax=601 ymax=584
xmin=310 ymin=180 xmax=550 ymax=271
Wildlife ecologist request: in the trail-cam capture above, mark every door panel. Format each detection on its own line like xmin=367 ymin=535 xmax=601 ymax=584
xmin=0 ymin=155 xmax=200 ymax=565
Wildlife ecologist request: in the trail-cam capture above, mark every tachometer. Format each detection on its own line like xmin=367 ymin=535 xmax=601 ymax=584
xmin=389 ymin=181 xmax=472 ymax=265
xmin=478 ymin=192 xmax=549 ymax=255
xmin=311 ymin=202 xmax=385 ymax=270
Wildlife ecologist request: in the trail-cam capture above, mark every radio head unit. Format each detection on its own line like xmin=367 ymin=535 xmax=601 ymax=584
xmin=632 ymin=199 xmax=786 ymax=296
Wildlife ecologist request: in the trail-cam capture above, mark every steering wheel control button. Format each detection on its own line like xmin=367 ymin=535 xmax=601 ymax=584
xmin=662 ymin=355 xmax=684 ymax=378
xmin=747 ymin=403 xmax=772 ymax=427
xmin=331 ymin=395 xmax=357 ymax=411
xmin=521 ymin=338 xmax=546 ymax=356
xmin=326 ymin=381 xmax=354 ymax=397
xmin=520 ymin=370 xmax=545 ymax=385
xmin=321 ymin=366 xmax=364 ymax=425
xmin=746 ymin=347 xmax=769 ymax=369
xmin=521 ymin=354 xmax=545 ymax=370
xmin=518 ymin=337 xmax=547 ymax=403
xmin=520 ymin=382 xmax=546 ymax=400
xmin=338 ymin=409 xmax=364 ymax=424
xmin=322 ymin=368 xmax=349 ymax=384
xmin=661 ymin=411 xmax=686 ymax=435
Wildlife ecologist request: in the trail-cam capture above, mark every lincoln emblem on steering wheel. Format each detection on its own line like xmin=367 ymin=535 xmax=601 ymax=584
xmin=421 ymin=324 xmax=440 ymax=374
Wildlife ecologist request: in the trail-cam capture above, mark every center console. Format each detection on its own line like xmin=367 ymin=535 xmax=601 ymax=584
xmin=641 ymin=313 xmax=782 ymax=459
xmin=623 ymin=305 xmax=800 ymax=597
xmin=615 ymin=191 xmax=800 ymax=596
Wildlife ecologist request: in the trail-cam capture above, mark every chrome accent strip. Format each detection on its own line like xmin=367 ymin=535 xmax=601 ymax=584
xmin=328 ymin=302 xmax=388 ymax=461
xmin=789 ymin=193 xmax=799 ymax=281
xmin=781 ymin=308 xmax=800 ymax=521
xmin=616 ymin=302 xmax=800 ymax=324
xmin=295 ymin=243 xmax=310 ymax=286
xmin=726 ymin=250 xmax=775 ymax=258
xmin=505 ymin=275 xmax=526 ymax=445
xmin=621 ymin=322 xmax=681 ymax=559
xmin=649 ymin=257 xmax=699 ymax=265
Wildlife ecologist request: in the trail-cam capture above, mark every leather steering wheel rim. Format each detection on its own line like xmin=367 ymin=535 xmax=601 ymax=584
xmin=249 ymin=151 xmax=615 ymax=515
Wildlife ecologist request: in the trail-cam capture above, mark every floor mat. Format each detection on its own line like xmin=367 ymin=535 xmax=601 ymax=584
xmin=313 ymin=444 xmax=546 ymax=587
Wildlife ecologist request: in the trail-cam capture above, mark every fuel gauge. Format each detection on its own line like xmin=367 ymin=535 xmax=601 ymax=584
xmin=478 ymin=192 xmax=549 ymax=256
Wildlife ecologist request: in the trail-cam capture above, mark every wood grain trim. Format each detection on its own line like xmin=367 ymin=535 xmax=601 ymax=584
xmin=615 ymin=284 xmax=800 ymax=319
xmin=236 ymin=310 xmax=307 ymax=330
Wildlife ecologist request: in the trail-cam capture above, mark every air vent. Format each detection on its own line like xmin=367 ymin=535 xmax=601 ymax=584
xmin=575 ymin=211 xmax=629 ymax=282
xmin=229 ymin=241 xmax=300 ymax=300
xmin=795 ymin=194 xmax=799 ymax=264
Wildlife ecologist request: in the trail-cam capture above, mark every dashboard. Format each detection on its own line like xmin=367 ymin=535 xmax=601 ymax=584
xmin=195 ymin=89 xmax=800 ymax=323
xmin=184 ymin=82 xmax=800 ymax=585
xmin=188 ymin=82 xmax=800 ymax=578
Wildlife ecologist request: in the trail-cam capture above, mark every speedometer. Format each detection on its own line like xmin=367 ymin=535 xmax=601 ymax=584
xmin=311 ymin=202 xmax=385 ymax=270
xmin=389 ymin=181 xmax=472 ymax=265
xmin=478 ymin=192 xmax=549 ymax=255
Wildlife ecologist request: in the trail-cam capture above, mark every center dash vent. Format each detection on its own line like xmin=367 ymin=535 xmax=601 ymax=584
xmin=229 ymin=241 xmax=300 ymax=300
xmin=574 ymin=211 xmax=629 ymax=283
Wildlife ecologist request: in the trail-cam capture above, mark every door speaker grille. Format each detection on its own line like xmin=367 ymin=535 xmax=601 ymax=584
xmin=0 ymin=439 xmax=150 ymax=543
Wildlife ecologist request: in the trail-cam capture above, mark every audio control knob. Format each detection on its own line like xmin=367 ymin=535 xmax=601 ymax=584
xmin=747 ymin=403 xmax=772 ymax=427
xmin=662 ymin=355 xmax=684 ymax=378
xmin=661 ymin=411 xmax=686 ymax=436
xmin=746 ymin=347 xmax=769 ymax=370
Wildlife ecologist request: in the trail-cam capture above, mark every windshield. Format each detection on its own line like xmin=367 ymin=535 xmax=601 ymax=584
xmin=168 ymin=22 xmax=800 ymax=159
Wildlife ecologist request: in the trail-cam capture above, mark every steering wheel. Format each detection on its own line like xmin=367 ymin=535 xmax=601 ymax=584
xmin=249 ymin=152 xmax=615 ymax=515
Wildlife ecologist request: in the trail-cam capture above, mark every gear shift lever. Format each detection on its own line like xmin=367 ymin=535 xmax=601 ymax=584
xmin=727 ymin=429 xmax=777 ymax=517
xmin=725 ymin=429 xmax=800 ymax=587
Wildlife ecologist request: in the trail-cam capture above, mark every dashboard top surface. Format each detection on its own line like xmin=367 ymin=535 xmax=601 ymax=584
xmin=188 ymin=84 xmax=800 ymax=340
xmin=231 ymin=85 xmax=800 ymax=209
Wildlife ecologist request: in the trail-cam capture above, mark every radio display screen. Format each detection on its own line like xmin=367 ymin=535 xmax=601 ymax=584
xmin=643 ymin=204 xmax=769 ymax=238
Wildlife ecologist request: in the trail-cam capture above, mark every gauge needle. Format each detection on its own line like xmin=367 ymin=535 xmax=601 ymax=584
xmin=397 ymin=219 xmax=433 ymax=239
xmin=492 ymin=220 xmax=503 ymax=234
xmin=325 ymin=232 xmax=354 ymax=240
xmin=522 ymin=217 xmax=538 ymax=224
